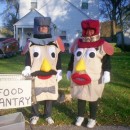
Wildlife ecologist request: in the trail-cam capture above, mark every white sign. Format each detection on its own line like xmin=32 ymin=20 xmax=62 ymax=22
xmin=0 ymin=80 xmax=32 ymax=109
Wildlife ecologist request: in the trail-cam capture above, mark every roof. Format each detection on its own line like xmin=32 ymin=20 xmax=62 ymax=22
xmin=0 ymin=38 xmax=17 ymax=44
xmin=14 ymin=9 xmax=44 ymax=27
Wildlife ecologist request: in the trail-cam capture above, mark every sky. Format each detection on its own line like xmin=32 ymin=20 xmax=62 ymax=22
xmin=0 ymin=3 xmax=5 ymax=26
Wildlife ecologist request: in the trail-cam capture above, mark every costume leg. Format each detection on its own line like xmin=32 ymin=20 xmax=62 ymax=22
xmin=44 ymin=100 xmax=53 ymax=118
xmin=89 ymin=100 xmax=98 ymax=119
xmin=31 ymin=103 xmax=39 ymax=117
xmin=75 ymin=99 xmax=86 ymax=126
xmin=30 ymin=103 xmax=40 ymax=125
xmin=78 ymin=99 xmax=86 ymax=117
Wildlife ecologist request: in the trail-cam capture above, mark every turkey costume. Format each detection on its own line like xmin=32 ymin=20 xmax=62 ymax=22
xmin=67 ymin=19 xmax=114 ymax=128
xmin=22 ymin=17 xmax=65 ymax=125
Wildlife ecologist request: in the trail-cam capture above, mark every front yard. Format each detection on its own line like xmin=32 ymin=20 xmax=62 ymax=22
xmin=0 ymin=51 xmax=130 ymax=126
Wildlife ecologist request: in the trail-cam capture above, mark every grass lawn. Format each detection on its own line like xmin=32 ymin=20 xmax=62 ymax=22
xmin=0 ymin=51 xmax=130 ymax=126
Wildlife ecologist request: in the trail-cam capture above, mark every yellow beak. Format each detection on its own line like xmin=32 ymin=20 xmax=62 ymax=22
xmin=40 ymin=58 xmax=52 ymax=72
xmin=75 ymin=59 xmax=86 ymax=72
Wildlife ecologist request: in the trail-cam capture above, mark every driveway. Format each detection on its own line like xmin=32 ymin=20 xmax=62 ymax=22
xmin=26 ymin=125 xmax=130 ymax=130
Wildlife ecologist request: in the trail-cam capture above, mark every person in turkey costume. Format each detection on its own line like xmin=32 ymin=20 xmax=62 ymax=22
xmin=22 ymin=17 xmax=65 ymax=125
xmin=67 ymin=19 xmax=114 ymax=128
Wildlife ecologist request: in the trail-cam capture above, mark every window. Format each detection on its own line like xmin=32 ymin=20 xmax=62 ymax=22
xmin=31 ymin=0 xmax=37 ymax=9
xmin=60 ymin=31 xmax=66 ymax=40
xmin=81 ymin=0 xmax=88 ymax=9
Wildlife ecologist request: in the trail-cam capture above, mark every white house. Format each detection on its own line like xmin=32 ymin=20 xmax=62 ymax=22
xmin=116 ymin=25 xmax=130 ymax=46
xmin=14 ymin=0 xmax=100 ymax=49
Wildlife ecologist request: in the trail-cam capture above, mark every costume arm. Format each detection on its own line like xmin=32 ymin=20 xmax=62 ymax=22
xmin=66 ymin=54 xmax=74 ymax=80
xmin=22 ymin=51 xmax=31 ymax=76
xmin=56 ymin=52 xmax=62 ymax=70
xmin=56 ymin=52 xmax=62 ymax=82
xmin=101 ymin=54 xmax=111 ymax=83
xmin=67 ymin=54 xmax=74 ymax=71
xmin=102 ymin=54 xmax=111 ymax=72
xmin=25 ymin=51 xmax=31 ymax=66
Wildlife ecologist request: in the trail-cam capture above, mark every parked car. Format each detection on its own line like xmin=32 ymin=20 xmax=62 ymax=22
xmin=0 ymin=38 xmax=19 ymax=58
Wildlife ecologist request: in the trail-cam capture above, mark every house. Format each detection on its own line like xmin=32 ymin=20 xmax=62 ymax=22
xmin=100 ymin=21 xmax=113 ymax=42
xmin=116 ymin=29 xmax=130 ymax=46
xmin=100 ymin=21 xmax=120 ymax=42
xmin=116 ymin=20 xmax=130 ymax=46
xmin=14 ymin=0 xmax=100 ymax=49
xmin=116 ymin=4 xmax=130 ymax=46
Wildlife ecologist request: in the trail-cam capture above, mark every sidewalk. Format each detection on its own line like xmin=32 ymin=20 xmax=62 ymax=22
xmin=26 ymin=125 xmax=130 ymax=130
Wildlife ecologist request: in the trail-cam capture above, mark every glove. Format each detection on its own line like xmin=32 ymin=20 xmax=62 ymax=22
xmin=102 ymin=71 xmax=110 ymax=83
xmin=22 ymin=66 xmax=31 ymax=77
xmin=56 ymin=70 xmax=62 ymax=82
xmin=66 ymin=71 xmax=72 ymax=81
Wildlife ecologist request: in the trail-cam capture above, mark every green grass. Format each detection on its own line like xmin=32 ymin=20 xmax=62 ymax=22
xmin=0 ymin=55 xmax=25 ymax=73
xmin=0 ymin=52 xmax=130 ymax=126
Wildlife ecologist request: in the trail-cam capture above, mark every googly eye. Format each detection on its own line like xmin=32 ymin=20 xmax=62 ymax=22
xmin=89 ymin=52 xmax=95 ymax=58
xmin=74 ymin=48 xmax=84 ymax=60
xmin=33 ymin=47 xmax=40 ymax=58
xmin=86 ymin=48 xmax=96 ymax=58
xmin=48 ymin=46 xmax=56 ymax=59
xmin=33 ymin=52 xmax=39 ymax=57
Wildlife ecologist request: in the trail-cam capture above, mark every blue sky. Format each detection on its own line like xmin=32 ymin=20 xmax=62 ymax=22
xmin=0 ymin=3 xmax=5 ymax=26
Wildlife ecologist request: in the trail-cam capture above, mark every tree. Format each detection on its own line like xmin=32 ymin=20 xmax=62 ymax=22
xmin=99 ymin=0 xmax=130 ymax=45
xmin=0 ymin=0 xmax=19 ymax=33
